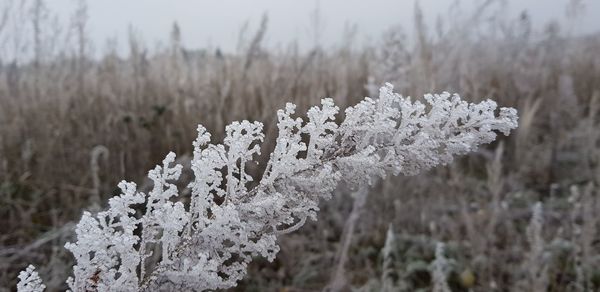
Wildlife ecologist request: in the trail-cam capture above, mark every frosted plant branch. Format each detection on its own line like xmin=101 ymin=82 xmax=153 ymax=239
xmin=17 ymin=265 xmax=46 ymax=292
xmin=18 ymin=83 xmax=518 ymax=291
xmin=381 ymin=224 xmax=397 ymax=292
xmin=431 ymin=243 xmax=451 ymax=292
xmin=524 ymin=202 xmax=549 ymax=291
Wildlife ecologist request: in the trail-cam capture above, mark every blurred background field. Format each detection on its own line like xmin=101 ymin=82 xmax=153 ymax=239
xmin=1 ymin=0 xmax=600 ymax=291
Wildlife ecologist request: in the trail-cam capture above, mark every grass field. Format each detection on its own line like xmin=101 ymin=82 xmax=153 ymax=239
xmin=2 ymin=0 xmax=600 ymax=291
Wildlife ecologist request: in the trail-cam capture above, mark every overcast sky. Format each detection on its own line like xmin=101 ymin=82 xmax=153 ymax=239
xmin=47 ymin=0 xmax=600 ymax=52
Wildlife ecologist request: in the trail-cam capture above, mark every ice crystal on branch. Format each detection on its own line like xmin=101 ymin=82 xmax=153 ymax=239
xmin=17 ymin=265 xmax=46 ymax=292
xmin=18 ymin=83 xmax=518 ymax=291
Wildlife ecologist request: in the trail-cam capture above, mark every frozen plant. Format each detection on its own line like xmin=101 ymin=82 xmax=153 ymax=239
xmin=381 ymin=225 xmax=399 ymax=292
xmin=431 ymin=243 xmax=451 ymax=292
xmin=18 ymin=83 xmax=518 ymax=291
xmin=524 ymin=202 xmax=549 ymax=292
xmin=17 ymin=265 xmax=46 ymax=292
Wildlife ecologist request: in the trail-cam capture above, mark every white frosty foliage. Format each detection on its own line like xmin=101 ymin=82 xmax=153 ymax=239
xmin=431 ymin=243 xmax=451 ymax=292
xmin=524 ymin=202 xmax=549 ymax=291
xmin=17 ymin=265 xmax=46 ymax=292
xmin=18 ymin=83 xmax=518 ymax=291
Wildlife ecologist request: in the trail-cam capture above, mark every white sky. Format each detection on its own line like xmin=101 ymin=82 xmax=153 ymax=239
xmin=47 ymin=0 xmax=600 ymax=53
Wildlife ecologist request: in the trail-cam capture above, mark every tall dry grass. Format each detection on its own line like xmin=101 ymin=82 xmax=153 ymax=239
xmin=1 ymin=0 xmax=600 ymax=291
